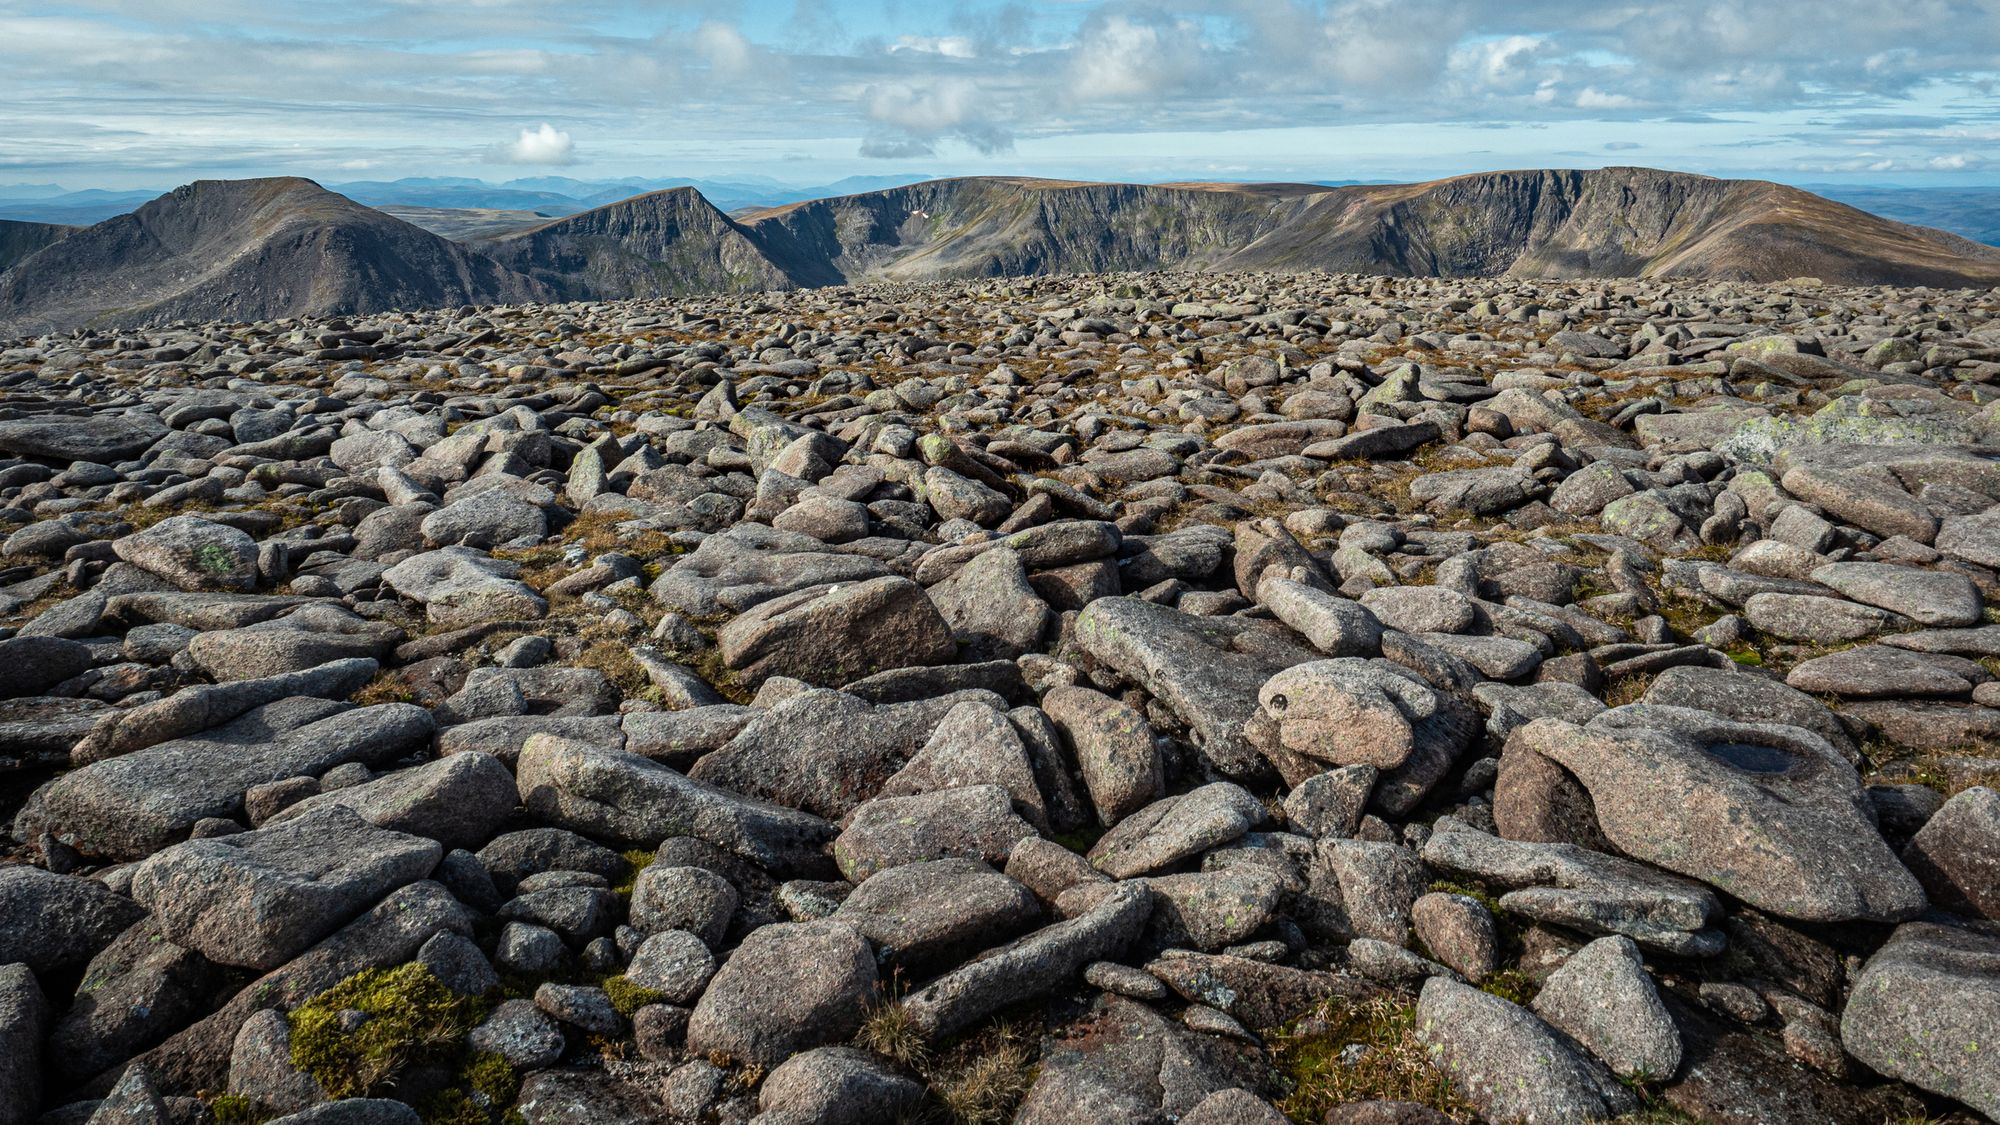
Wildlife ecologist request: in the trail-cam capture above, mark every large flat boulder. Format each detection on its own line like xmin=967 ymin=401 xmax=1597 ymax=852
xmin=34 ymin=700 xmax=434 ymax=862
xmin=1526 ymin=710 xmax=1926 ymax=924
xmin=131 ymin=807 xmax=442 ymax=969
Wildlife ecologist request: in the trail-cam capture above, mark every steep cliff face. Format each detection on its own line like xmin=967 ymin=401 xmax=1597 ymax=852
xmin=745 ymin=178 xmax=1316 ymax=282
xmin=1216 ymin=167 xmax=2000 ymax=286
xmin=736 ymin=169 xmax=2000 ymax=288
xmin=0 ymin=179 xmax=545 ymax=332
xmin=479 ymin=188 xmax=796 ymax=300
xmin=0 ymin=219 xmax=73 ymax=273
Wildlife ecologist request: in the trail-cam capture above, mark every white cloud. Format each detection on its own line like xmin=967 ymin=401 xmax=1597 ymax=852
xmin=1068 ymin=14 xmax=1205 ymax=102
xmin=695 ymin=21 xmax=754 ymax=77
xmin=505 ymin=123 xmax=576 ymax=165
xmin=1454 ymin=34 xmax=1546 ymax=86
xmin=1576 ymin=87 xmax=1636 ymax=109
xmin=891 ymin=36 xmax=977 ymax=59
xmin=861 ymin=78 xmax=1013 ymax=157
xmin=7 ymin=0 xmax=2000 ymax=186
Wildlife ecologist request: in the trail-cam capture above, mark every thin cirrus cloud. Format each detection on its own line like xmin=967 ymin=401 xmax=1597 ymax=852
xmin=0 ymin=0 xmax=1995 ymax=186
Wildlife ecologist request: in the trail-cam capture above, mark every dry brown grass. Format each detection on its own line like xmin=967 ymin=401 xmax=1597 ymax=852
xmin=928 ymin=1028 xmax=1036 ymax=1125
xmin=857 ymin=1000 xmax=930 ymax=1070
xmin=1602 ymin=672 xmax=1657 ymax=708
xmin=349 ymin=671 xmax=416 ymax=706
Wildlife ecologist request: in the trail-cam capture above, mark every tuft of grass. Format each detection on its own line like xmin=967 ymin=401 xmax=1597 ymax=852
xmin=929 ymin=1032 xmax=1036 ymax=1125
xmin=1602 ymin=672 xmax=1656 ymax=708
xmin=1270 ymin=994 xmax=1475 ymax=1123
xmin=351 ymin=671 xmax=416 ymax=706
xmin=858 ymin=999 xmax=930 ymax=1070
xmin=1478 ymin=968 xmax=1540 ymax=1006
xmin=571 ymin=637 xmax=648 ymax=695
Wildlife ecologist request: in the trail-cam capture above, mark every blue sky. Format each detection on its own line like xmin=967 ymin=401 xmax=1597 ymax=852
xmin=2 ymin=0 xmax=1998 ymax=189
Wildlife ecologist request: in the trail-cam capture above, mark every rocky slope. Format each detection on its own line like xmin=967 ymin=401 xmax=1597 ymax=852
xmin=0 ymin=179 xmax=546 ymax=333
xmin=0 ymin=219 xmax=72 ymax=274
xmin=2 ymin=271 xmax=2000 ymax=1124
xmin=478 ymin=187 xmax=796 ymax=300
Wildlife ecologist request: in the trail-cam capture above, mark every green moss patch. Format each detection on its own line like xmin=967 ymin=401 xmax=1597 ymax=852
xmin=1270 ymin=994 xmax=1474 ymax=1122
xmin=600 ymin=975 xmax=668 ymax=1018
xmin=288 ymin=963 xmax=516 ymax=1125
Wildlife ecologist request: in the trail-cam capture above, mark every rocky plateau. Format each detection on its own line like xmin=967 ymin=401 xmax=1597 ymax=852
xmin=0 ymin=267 xmax=1999 ymax=1125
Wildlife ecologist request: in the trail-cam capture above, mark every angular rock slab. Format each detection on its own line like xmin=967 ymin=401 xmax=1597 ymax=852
xmin=381 ymin=546 xmax=547 ymax=629
xmin=1527 ymin=710 xmax=1925 ymax=924
xmin=1810 ymin=561 xmax=1984 ymax=628
xmin=0 ymin=964 xmax=48 ymax=1125
xmin=517 ymin=734 xmax=836 ymax=878
xmin=832 ymin=784 xmax=1037 ymax=883
xmin=1786 ymin=644 xmax=1981 ymax=700
xmin=685 ymin=919 xmax=876 ymax=1069
xmin=1842 ymin=921 xmax=2000 ymax=1121
xmin=902 ymin=881 xmax=1153 ymax=1040
xmin=687 ymin=688 xmax=999 ymax=820
xmin=71 ymin=657 xmax=379 ymax=766
xmin=1259 ymin=658 xmax=1438 ymax=770
xmin=131 ymin=806 xmax=443 ymax=970
xmin=1416 ymin=977 xmax=1638 ymax=1124
xmin=757 ymin=1046 xmax=924 ymax=1125
xmin=0 ymin=414 xmax=166 ymax=463
xmin=265 ymin=751 xmax=519 ymax=851
xmin=649 ymin=522 xmax=889 ymax=618
xmin=1421 ymin=826 xmax=1724 ymax=956
xmin=113 ymin=515 xmax=260 ymax=592
xmin=0 ymin=864 xmax=146 ymax=974
xmin=1531 ymin=935 xmax=1681 ymax=1081
xmin=718 ymin=574 xmax=955 ymax=688
xmin=1074 ymin=596 xmax=1317 ymax=777
xmin=1902 ymin=786 xmax=2000 ymax=920
xmin=34 ymin=700 xmax=434 ymax=862
xmin=1088 ymin=782 xmax=1266 ymax=879
xmin=832 ymin=858 xmax=1041 ymax=980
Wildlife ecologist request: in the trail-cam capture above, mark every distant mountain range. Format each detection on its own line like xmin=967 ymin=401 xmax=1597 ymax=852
xmin=0 ymin=174 xmax=943 ymax=227
xmin=1803 ymin=185 xmax=2000 ymax=249
xmin=3 ymin=168 xmax=1998 ymax=332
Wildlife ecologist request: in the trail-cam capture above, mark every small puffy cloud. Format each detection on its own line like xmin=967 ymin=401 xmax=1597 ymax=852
xmin=1603 ymin=141 xmax=1642 ymax=151
xmin=695 ymin=21 xmax=754 ymax=77
xmin=1452 ymin=34 xmax=1546 ymax=87
xmin=504 ymin=123 xmax=575 ymax=165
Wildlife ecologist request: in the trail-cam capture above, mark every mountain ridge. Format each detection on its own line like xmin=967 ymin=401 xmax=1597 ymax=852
xmin=5 ymin=168 xmax=1998 ymax=332
xmin=0 ymin=178 xmax=546 ymax=332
